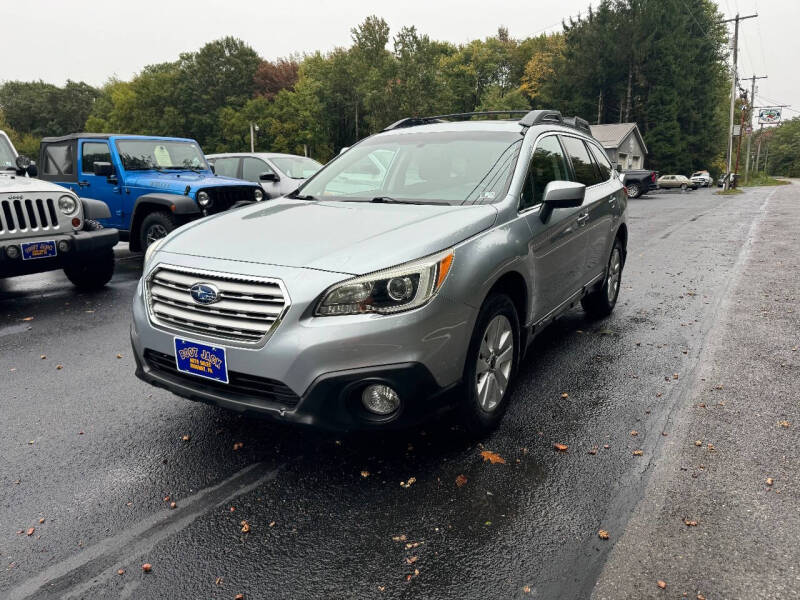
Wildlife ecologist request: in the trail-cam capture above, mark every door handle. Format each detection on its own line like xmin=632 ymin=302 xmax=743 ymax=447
xmin=577 ymin=213 xmax=590 ymax=226
xmin=608 ymin=195 xmax=616 ymax=205
xmin=78 ymin=180 xmax=89 ymax=187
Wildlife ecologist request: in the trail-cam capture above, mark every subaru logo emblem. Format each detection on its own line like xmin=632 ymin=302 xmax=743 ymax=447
xmin=190 ymin=282 xmax=220 ymax=305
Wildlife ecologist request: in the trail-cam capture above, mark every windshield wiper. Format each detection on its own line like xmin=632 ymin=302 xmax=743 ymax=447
xmin=370 ymin=196 xmax=434 ymax=205
xmin=286 ymin=190 xmax=316 ymax=200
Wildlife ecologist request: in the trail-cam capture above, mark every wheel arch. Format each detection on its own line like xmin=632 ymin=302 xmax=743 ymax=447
xmin=129 ymin=194 xmax=199 ymax=251
xmin=483 ymin=270 xmax=529 ymax=345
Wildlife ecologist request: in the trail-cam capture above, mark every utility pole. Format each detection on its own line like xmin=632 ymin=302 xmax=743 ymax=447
xmin=744 ymin=75 xmax=767 ymax=183
xmin=722 ymin=13 xmax=757 ymax=189
xmin=249 ymin=122 xmax=259 ymax=152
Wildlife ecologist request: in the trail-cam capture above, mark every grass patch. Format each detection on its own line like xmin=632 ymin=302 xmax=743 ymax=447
xmin=742 ymin=174 xmax=791 ymax=187
xmin=715 ymin=188 xmax=744 ymax=195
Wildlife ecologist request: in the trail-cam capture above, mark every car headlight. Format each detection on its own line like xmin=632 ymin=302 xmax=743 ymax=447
xmin=197 ymin=191 xmax=211 ymax=207
xmin=254 ymin=188 xmax=264 ymax=201
xmin=315 ymin=249 xmax=454 ymax=316
xmin=58 ymin=195 xmax=78 ymax=216
xmin=144 ymin=236 xmax=165 ymax=267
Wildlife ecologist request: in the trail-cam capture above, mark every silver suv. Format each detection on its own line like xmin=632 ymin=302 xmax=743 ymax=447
xmin=131 ymin=110 xmax=627 ymax=433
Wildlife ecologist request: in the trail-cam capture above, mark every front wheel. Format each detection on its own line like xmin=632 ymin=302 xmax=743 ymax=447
xmin=680 ymin=183 xmax=687 ymax=191
xmin=139 ymin=211 xmax=176 ymax=252
xmin=458 ymin=293 xmax=520 ymax=436
xmin=581 ymin=238 xmax=624 ymax=319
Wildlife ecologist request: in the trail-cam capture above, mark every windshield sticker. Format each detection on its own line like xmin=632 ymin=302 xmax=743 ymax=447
xmin=153 ymin=145 xmax=172 ymax=167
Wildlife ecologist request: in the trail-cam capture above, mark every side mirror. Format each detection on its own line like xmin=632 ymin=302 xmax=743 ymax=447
xmin=15 ymin=155 xmax=37 ymax=177
xmin=93 ymin=161 xmax=114 ymax=177
xmin=259 ymin=172 xmax=279 ymax=182
xmin=26 ymin=163 xmax=38 ymax=178
xmin=208 ymin=163 xmax=215 ymax=174
xmin=540 ymin=181 xmax=585 ymax=223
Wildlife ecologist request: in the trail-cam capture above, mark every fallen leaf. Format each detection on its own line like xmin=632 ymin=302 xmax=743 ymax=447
xmin=26 ymin=527 xmax=35 ymax=536
xmin=657 ymin=580 xmax=666 ymax=589
xmin=142 ymin=563 xmax=152 ymax=573
xmin=553 ymin=443 xmax=568 ymax=452
xmin=766 ymin=477 xmax=774 ymax=486
xmin=56 ymin=364 xmax=63 ymax=370
xmin=480 ymin=450 xmax=506 ymax=464
xmin=392 ymin=534 xmax=407 ymax=542
xmin=235 ymin=595 xmax=244 ymax=600
xmin=633 ymin=450 xmax=643 ymax=456
xmin=630 ymin=430 xmax=638 ymax=436
xmin=406 ymin=556 xmax=418 ymax=564
xmin=163 ymin=495 xmax=170 ymax=502
xmin=215 ymin=576 xmax=223 ymax=585
xmin=360 ymin=470 xmax=370 ymax=478
xmin=38 ymin=518 xmax=45 ymax=524
xmin=694 ymin=440 xmax=702 ymax=447
xmin=523 ymin=585 xmax=531 ymax=593
xmin=603 ymin=444 xmax=610 ymax=449
xmin=588 ymin=447 xmax=598 ymax=455
xmin=240 ymin=520 xmax=250 ymax=533
xmin=40 ymin=354 xmax=46 ymax=360
xmin=22 ymin=317 xmax=34 ymax=321
xmin=455 ymin=474 xmax=467 ymax=487
xmin=230 ymin=506 xmax=236 ymax=512
xmin=561 ymin=393 xmax=569 ymax=399
xmin=697 ymin=594 xmax=706 ymax=600
xmin=673 ymin=373 xmax=679 ymax=380
xmin=269 ymin=521 xmax=275 ymax=527
xmin=116 ymin=353 xmax=123 ymax=359
xmin=779 ymin=420 xmax=790 ymax=429
xmin=170 ymin=502 xmax=177 ymax=509
xmin=684 ymin=519 xmax=698 ymax=526
xmin=181 ymin=435 xmax=190 ymax=442
xmin=378 ymin=585 xmax=385 ymax=592
xmin=118 ymin=569 xmax=125 ymax=575
xmin=233 ymin=442 xmax=244 ymax=451
xmin=598 ymin=529 xmax=609 ymax=540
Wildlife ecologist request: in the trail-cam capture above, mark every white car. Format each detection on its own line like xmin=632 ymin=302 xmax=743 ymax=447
xmin=690 ymin=170 xmax=712 ymax=187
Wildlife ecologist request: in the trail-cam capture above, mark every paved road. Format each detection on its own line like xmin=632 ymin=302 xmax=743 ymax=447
xmin=1 ymin=184 xmax=796 ymax=599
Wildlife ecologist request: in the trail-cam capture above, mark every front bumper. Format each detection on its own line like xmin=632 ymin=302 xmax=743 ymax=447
xmin=0 ymin=228 xmax=119 ymax=277
xmin=130 ymin=254 xmax=476 ymax=431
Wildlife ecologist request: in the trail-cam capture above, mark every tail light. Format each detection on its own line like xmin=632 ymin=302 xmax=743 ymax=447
xmin=651 ymin=172 xmax=657 ymax=183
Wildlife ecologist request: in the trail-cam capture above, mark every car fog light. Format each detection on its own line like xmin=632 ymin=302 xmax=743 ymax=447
xmin=361 ymin=384 xmax=400 ymax=415
xmin=5 ymin=245 xmax=20 ymax=259
xmin=57 ymin=240 xmax=70 ymax=252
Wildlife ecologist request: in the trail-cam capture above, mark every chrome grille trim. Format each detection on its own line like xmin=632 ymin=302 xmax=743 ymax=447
xmin=146 ymin=264 xmax=290 ymax=346
xmin=0 ymin=196 xmax=62 ymax=236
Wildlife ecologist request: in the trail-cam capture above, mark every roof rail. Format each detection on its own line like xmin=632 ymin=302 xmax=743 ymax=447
xmin=383 ymin=111 xmax=531 ymax=131
xmin=562 ymin=116 xmax=592 ymax=135
xmin=518 ymin=110 xmax=563 ymax=127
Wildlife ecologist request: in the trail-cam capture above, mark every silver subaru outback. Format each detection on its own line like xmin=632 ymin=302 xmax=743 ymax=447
xmin=131 ymin=110 xmax=627 ymax=434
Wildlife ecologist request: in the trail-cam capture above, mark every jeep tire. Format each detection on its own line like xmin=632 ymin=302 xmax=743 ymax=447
xmin=582 ymin=237 xmax=624 ymax=319
xmin=139 ymin=211 xmax=176 ymax=252
xmin=458 ymin=293 xmax=520 ymax=436
xmin=63 ymin=221 xmax=115 ymax=290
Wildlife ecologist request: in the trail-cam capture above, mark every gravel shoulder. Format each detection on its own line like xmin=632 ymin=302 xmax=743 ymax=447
xmin=592 ymin=182 xmax=800 ymax=599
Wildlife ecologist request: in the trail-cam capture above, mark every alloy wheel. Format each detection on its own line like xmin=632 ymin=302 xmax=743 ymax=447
xmin=607 ymin=247 xmax=622 ymax=303
xmin=146 ymin=224 xmax=169 ymax=246
xmin=475 ymin=314 xmax=514 ymax=412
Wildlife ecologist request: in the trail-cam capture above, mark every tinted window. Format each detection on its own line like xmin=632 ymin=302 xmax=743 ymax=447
xmin=82 ymin=142 xmax=111 ymax=174
xmin=242 ymin=157 xmax=273 ymax=182
xmin=561 ymin=136 xmax=601 ymax=186
xmin=270 ymin=156 xmax=322 ymax=179
xmin=211 ymin=157 xmax=239 ymax=178
xmin=43 ymin=143 xmax=74 ymax=175
xmin=521 ymin=135 xmax=569 ymax=210
xmin=588 ymin=143 xmax=612 ymax=180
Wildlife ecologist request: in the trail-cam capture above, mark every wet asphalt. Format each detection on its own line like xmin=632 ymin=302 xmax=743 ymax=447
xmin=0 ymin=185 xmax=786 ymax=599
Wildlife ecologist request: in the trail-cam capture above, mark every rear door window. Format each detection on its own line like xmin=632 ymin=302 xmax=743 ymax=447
xmin=588 ymin=143 xmax=613 ymax=181
xmin=561 ymin=136 xmax=601 ymax=187
xmin=42 ymin=143 xmax=75 ymax=176
xmin=211 ymin=157 xmax=240 ymax=178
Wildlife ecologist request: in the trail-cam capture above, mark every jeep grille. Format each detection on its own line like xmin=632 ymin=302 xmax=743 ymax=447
xmin=146 ymin=265 xmax=290 ymax=344
xmin=0 ymin=197 xmax=61 ymax=235
xmin=201 ymin=186 xmax=255 ymax=213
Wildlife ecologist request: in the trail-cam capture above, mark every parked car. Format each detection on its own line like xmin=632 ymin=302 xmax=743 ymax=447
xmin=621 ymin=169 xmax=658 ymax=198
xmin=717 ymin=173 xmax=740 ymax=187
xmin=38 ymin=134 xmax=265 ymax=252
xmin=1 ymin=130 xmax=118 ymax=288
xmin=657 ymin=174 xmax=697 ymax=190
xmin=690 ymin=170 xmax=712 ymax=187
xmin=131 ymin=109 xmax=628 ymax=434
xmin=206 ymin=153 xmax=322 ymax=199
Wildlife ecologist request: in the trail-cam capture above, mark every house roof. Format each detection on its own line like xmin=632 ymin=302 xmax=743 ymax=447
xmin=589 ymin=123 xmax=648 ymax=154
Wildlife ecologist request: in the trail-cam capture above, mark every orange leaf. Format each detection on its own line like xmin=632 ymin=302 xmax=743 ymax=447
xmin=598 ymin=529 xmax=609 ymax=539
xmin=480 ymin=450 xmax=506 ymax=464
xmin=657 ymin=580 xmax=666 ymax=589
xmin=554 ymin=443 xmax=568 ymax=452
xmin=455 ymin=474 xmax=468 ymax=487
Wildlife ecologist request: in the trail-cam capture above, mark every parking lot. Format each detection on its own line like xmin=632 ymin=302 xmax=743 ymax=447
xmin=2 ymin=183 xmax=798 ymax=599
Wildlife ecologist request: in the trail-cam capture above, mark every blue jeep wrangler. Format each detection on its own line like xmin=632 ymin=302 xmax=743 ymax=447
xmin=38 ymin=134 xmax=264 ymax=251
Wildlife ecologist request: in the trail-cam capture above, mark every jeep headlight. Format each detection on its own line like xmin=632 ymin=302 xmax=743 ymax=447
xmin=197 ymin=191 xmax=211 ymax=207
xmin=144 ymin=236 xmax=165 ymax=268
xmin=254 ymin=188 xmax=264 ymax=201
xmin=58 ymin=195 xmax=78 ymax=216
xmin=315 ymin=249 xmax=454 ymax=316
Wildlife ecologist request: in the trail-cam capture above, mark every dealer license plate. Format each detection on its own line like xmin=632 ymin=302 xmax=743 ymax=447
xmin=174 ymin=337 xmax=229 ymax=383
xmin=21 ymin=240 xmax=57 ymax=260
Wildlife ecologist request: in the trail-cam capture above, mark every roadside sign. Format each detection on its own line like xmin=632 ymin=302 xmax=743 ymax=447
xmin=758 ymin=108 xmax=782 ymax=124
xmin=733 ymin=125 xmax=741 ymax=136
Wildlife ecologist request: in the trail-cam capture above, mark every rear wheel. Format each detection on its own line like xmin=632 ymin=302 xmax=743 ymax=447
xmin=458 ymin=293 xmax=520 ymax=436
xmin=625 ymin=183 xmax=641 ymax=198
xmin=581 ymin=238 xmax=624 ymax=319
xmin=680 ymin=183 xmax=687 ymax=191
xmin=139 ymin=211 xmax=176 ymax=252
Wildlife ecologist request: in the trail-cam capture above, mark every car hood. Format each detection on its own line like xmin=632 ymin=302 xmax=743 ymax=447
xmin=123 ymin=171 xmax=256 ymax=194
xmin=0 ymin=173 xmax=73 ymax=195
xmin=160 ymin=198 xmax=497 ymax=275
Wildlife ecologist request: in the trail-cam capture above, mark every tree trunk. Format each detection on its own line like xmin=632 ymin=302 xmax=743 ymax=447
xmin=624 ymin=65 xmax=633 ymax=121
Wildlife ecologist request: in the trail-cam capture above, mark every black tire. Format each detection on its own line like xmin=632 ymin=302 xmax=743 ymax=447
xmin=63 ymin=221 xmax=115 ymax=290
xmin=680 ymin=183 xmax=687 ymax=191
xmin=581 ymin=237 xmax=625 ymax=319
xmin=625 ymin=183 xmax=641 ymax=198
xmin=458 ymin=293 xmax=520 ymax=436
xmin=139 ymin=211 xmax=176 ymax=252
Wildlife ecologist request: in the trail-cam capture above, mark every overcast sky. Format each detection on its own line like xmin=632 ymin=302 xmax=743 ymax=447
xmin=3 ymin=0 xmax=797 ymax=122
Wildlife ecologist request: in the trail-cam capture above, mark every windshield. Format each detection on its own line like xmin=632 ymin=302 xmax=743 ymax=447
xmin=0 ymin=135 xmax=17 ymax=170
xmin=297 ymin=130 xmax=522 ymax=205
xmin=271 ymin=156 xmax=322 ymax=179
xmin=115 ymin=139 xmax=209 ymax=171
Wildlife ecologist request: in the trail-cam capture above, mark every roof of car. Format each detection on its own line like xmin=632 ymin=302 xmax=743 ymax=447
xmin=205 ymin=152 xmax=319 ymax=160
xmin=40 ymin=133 xmax=198 ymax=143
xmin=376 ymin=120 xmax=523 ymax=135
